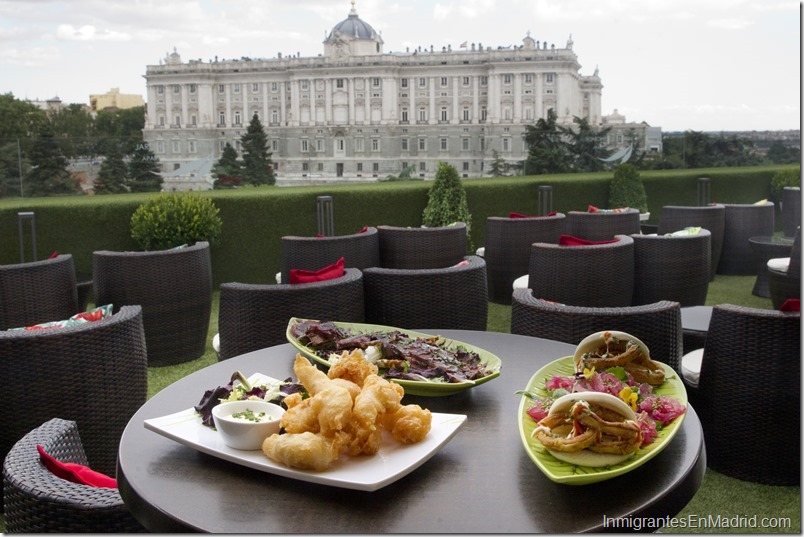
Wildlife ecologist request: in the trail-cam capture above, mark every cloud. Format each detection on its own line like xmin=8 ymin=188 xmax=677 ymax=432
xmin=706 ymin=18 xmax=754 ymax=30
xmin=55 ymin=24 xmax=131 ymax=42
xmin=0 ymin=45 xmax=60 ymax=66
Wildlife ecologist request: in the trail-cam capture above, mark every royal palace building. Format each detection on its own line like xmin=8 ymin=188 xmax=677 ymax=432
xmin=143 ymin=2 xmax=658 ymax=184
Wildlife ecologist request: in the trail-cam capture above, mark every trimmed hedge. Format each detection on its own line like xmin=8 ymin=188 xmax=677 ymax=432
xmin=0 ymin=166 xmax=785 ymax=286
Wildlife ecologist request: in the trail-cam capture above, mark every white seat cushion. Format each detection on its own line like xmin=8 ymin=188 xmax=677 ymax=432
xmin=512 ymin=274 xmax=529 ymax=290
xmin=680 ymin=348 xmax=704 ymax=388
xmin=275 ymin=271 xmax=283 ymax=284
xmin=767 ymin=257 xmax=790 ymax=273
xmin=475 ymin=246 xmax=485 ymax=257
xmin=212 ymin=332 xmax=221 ymax=353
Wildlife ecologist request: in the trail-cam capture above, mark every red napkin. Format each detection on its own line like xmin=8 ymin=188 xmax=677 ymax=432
xmin=37 ymin=445 xmax=117 ymax=488
xmin=780 ymin=299 xmax=800 ymax=312
xmin=558 ymin=235 xmax=619 ymax=246
xmin=289 ymin=257 xmax=345 ymax=284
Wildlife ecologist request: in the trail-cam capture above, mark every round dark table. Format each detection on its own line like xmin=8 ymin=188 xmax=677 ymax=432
xmin=681 ymin=306 xmax=713 ymax=353
xmin=117 ymin=330 xmax=706 ymax=533
xmin=748 ymin=236 xmax=793 ymax=297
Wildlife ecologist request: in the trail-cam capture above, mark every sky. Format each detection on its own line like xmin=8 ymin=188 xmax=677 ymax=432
xmin=0 ymin=0 xmax=800 ymax=133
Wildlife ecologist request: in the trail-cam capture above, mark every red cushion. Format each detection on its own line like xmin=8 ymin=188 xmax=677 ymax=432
xmin=587 ymin=205 xmax=600 ymax=213
xmin=356 ymin=226 xmax=369 ymax=234
xmin=289 ymin=257 xmax=345 ymax=284
xmin=37 ymin=445 xmax=117 ymax=488
xmin=315 ymin=234 xmax=325 ymax=238
xmin=558 ymin=234 xmax=620 ymax=246
xmin=49 ymin=251 xmax=58 ymax=259
xmin=780 ymin=299 xmax=800 ymax=312
xmin=509 ymin=211 xmax=558 ymax=219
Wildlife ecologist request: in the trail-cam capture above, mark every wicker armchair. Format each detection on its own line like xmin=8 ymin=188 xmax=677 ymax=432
xmin=717 ymin=202 xmax=775 ymax=275
xmin=682 ymin=304 xmax=800 ymax=485
xmin=280 ymin=227 xmax=380 ymax=283
xmin=93 ymin=241 xmax=213 ymax=366
xmin=3 ymin=418 xmax=145 ymax=532
xmin=218 ymin=268 xmax=365 ymax=360
xmin=377 ymin=223 xmax=467 ymax=269
xmin=363 ymin=255 xmax=488 ymax=331
xmin=631 ymin=231 xmax=711 ymax=307
xmin=0 ymin=255 xmax=78 ymax=330
xmin=657 ymin=204 xmax=725 ymax=281
xmin=0 ymin=305 xmax=147 ymax=478
xmin=781 ymin=187 xmax=801 ymax=239
xmin=563 ymin=209 xmax=641 ymax=241
xmin=526 ymin=235 xmax=635 ymax=308
xmin=483 ymin=213 xmax=565 ymax=304
xmin=511 ymin=291 xmax=683 ymax=370
xmin=767 ymin=228 xmax=801 ymax=309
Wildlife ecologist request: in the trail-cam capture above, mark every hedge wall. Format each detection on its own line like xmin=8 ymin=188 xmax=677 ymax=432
xmin=0 ymin=166 xmax=785 ymax=286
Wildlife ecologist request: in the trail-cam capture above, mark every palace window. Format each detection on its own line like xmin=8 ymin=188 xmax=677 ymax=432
xmin=233 ymin=84 xmax=240 ymax=93
xmin=401 ymin=138 xmax=409 ymax=151
xmin=503 ymin=74 xmax=512 ymax=84
xmin=462 ymin=108 xmax=470 ymax=121
xmin=234 ymin=111 xmax=242 ymax=126
xmin=440 ymin=108 xmax=448 ymax=122
xmin=188 ymin=140 xmax=197 ymax=153
xmin=418 ymin=77 xmax=427 ymax=87
xmin=372 ymin=139 xmax=379 ymax=152
xmin=440 ymin=138 xmax=448 ymax=151
xmin=372 ymin=78 xmax=380 ymax=87
xmin=252 ymin=83 xmax=259 ymax=92
xmin=440 ymin=77 xmax=448 ymax=87
xmin=218 ymin=112 xmax=225 ymax=125
xmin=401 ymin=108 xmax=409 ymax=122
xmin=418 ymin=138 xmax=426 ymax=151
xmin=173 ymin=85 xmax=180 ymax=93
xmin=337 ymin=79 xmax=345 ymax=89
xmin=462 ymin=76 xmax=470 ymax=86
xmin=301 ymin=139 xmax=309 ymax=152
xmin=157 ymin=86 xmax=164 ymax=94
xmin=546 ymin=73 xmax=555 ymax=83
xmin=401 ymin=78 xmax=408 ymax=88
xmin=418 ymin=108 xmax=427 ymax=122
xmin=524 ymin=74 xmax=533 ymax=84
xmin=462 ymin=138 xmax=470 ymax=151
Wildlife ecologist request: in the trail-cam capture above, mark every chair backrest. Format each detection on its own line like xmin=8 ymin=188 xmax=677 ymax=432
xmin=787 ymin=226 xmax=801 ymax=278
xmin=362 ymin=255 xmax=488 ymax=330
xmin=484 ymin=213 xmax=565 ymax=304
xmin=0 ymin=306 xmax=147 ymax=477
xmin=218 ymin=268 xmax=365 ymax=360
xmin=377 ymin=223 xmax=467 ymax=269
xmin=782 ymin=187 xmax=801 ymax=239
xmin=563 ymin=209 xmax=641 ymax=241
xmin=280 ymin=227 xmax=380 ymax=283
xmin=527 ymin=235 xmax=635 ymax=307
xmin=695 ymin=304 xmax=800 ymax=485
xmin=718 ymin=202 xmax=775 ymax=275
xmin=93 ymin=241 xmax=212 ymax=366
xmin=2 ymin=418 xmax=145 ymax=532
xmin=658 ymin=204 xmax=725 ymax=281
xmin=0 ymin=255 xmax=78 ymax=330
xmin=511 ymin=290 xmax=682 ymax=370
xmin=630 ymin=231 xmax=711 ymax=307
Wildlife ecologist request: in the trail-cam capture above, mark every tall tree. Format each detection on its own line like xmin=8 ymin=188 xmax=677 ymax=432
xmin=128 ymin=142 xmax=163 ymax=192
xmin=522 ymin=109 xmax=572 ymax=175
xmin=559 ymin=116 xmax=611 ymax=172
xmin=49 ymin=104 xmax=95 ymax=158
xmin=212 ymin=142 xmax=243 ymax=188
xmin=93 ymin=143 xmax=128 ymax=194
xmin=23 ymin=121 xmax=78 ymax=196
xmin=240 ymin=114 xmax=274 ymax=186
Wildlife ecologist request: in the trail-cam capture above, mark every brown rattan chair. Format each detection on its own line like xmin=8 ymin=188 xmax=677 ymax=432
xmin=526 ymin=235 xmax=635 ymax=308
xmin=483 ymin=213 xmax=565 ymax=304
xmin=717 ymin=202 xmax=775 ymax=275
xmin=767 ymin=228 xmax=801 ymax=309
xmin=657 ymin=204 xmax=725 ymax=281
xmin=363 ymin=255 xmax=488 ymax=331
xmin=2 ymin=418 xmax=145 ymax=532
xmin=781 ymin=186 xmax=801 ymax=239
xmin=682 ymin=304 xmax=800 ymax=485
xmin=377 ymin=223 xmax=467 ymax=269
xmin=0 ymin=305 xmax=147 ymax=479
xmin=511 ymin=290 xmax=683 ymax=370
xmin=0 ymin=255 xmax=78 ymax=331
xmin=93 ymin=241 xmax=213 ymax=366
xmin=630 ymin=231 xmax=711 ymax=307
xmin=218 ymin=268 xmax=365 ymax=360
xmin=563 ymin=209 xmax=641 ymax=241
xmin=280 ymin=227 xmax=380 ymax=283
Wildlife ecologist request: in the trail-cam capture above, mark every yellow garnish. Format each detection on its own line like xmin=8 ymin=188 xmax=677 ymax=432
xmin=582 ymin=366 xmax=596 ymax=379
xmin=619 ymin=387 xmax=638 ymax=411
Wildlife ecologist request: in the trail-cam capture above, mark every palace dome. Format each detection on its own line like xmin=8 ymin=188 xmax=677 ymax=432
xmin=326 ymin=2 xmax=378 ymax=41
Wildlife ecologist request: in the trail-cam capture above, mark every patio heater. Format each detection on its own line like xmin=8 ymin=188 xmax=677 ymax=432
xmin=697 ymin=177 xmax=711 ymax=206
xmin=316 ymin=195 xmax=334 ymax=237
xmin=537 ymin=185 xmax=553 ymax=215
xmin=17 ymin=211 xmax=36 ymax=263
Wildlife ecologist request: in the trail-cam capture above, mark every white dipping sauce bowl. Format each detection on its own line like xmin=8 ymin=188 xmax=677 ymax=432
xmin=212 ymin=400 xmax=285 ymax=450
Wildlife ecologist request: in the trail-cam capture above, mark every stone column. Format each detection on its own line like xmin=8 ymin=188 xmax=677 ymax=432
xmin=325 ymin=78 xmax=333 ymax=124
xmin=451 ymin=76 xmax=459 ymax=124
xmin=472 ymin=75 xmax=479 ymax=124
xmin=513 ymin=74 xmax=522 ymax=123
xmin=348 ymin=78 xmax=355 ymax=125
xmin=428 ymin=77 xmax=436 ymax=125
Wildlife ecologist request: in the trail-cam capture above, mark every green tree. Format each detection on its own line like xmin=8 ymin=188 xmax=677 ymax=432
xmin=422 ymin=161 xmax=473 ymax=250
xmin=0 ymin=141 xmax=27 ymax=197
xmin=560 ymin=116 xmax=610 ymax=172
xmin=608 ymin=163 xmax=648 ymax=213
xmin=23 ymin=121 xmax=79 ymax=196
xmin=212 ymin=142 xmax=243 ymax=188
xmin=0 ymin=93 xmax=47 ymax=141
xmin=766 ymin=141 xmax=800 ymax=165
xmin=49 ymin=104 xmax=95 ymax=158
xmin=489 ymin=149 xmax=507 ymax=177
xmin=522 ymin=109 xmax=571 ymax=175
xmin=128 ymin=142 xmax=163 ymax=192
xmin=240 ymin=114 xmax=274 ymax=185
xmin=93 ymin=143 xmax=128 ymax=194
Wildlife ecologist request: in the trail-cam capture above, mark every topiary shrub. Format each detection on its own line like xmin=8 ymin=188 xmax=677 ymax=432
xmin=608 ymin=163 xmax=648 ymax=213
xmin=422 ymin=162 xmax=473 ymax=250
xmin=130 ymin=193 xmax=222 ymax=251
xmin=770 ymin=166 xmax=801 ymax=202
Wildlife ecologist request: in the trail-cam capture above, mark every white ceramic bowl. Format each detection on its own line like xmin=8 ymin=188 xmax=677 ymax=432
xmin=211 ymin=400 xmax=285 ymax=450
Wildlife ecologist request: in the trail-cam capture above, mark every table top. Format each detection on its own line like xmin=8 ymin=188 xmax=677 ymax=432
xmin=681 ymin=305 xmax=713 ymax=334
xmin=117 ymin=330 xmax=705 ymax=533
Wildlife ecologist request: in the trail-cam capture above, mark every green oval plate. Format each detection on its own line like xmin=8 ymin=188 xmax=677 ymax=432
xmin=517 ymin=356 xmax=687 ymax=485
xmin=286 ymin=317 xmax=501 ymax=396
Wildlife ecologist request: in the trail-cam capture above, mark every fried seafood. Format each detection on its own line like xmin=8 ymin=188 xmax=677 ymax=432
xmin=261 ymin=351 xmax=433 ymax=471
xmin=574 ymin=331 xmax=665 ymax=386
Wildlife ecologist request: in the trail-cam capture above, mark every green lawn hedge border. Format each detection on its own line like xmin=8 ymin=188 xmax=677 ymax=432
xmin=0 ymin=166 xmax=785 ymax=286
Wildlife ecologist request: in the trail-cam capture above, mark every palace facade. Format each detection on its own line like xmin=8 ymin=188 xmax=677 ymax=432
xmin=143 ymin=3 xmax=657 ymax=183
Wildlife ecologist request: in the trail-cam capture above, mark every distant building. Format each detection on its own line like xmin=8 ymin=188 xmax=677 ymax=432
xmin=157 ymin=154 xmax=216 ymax=192
xmin=89 ymin=88 xmax=145 ymax=113
xmin=25 ymin=96 xmax=64 ymax=115
xmin=142 ymin=2 xmax=658 ymax=183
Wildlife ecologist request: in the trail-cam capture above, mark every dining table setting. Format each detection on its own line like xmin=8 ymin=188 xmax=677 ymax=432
xmin=117 ymin=321 xmax=705 ymax=533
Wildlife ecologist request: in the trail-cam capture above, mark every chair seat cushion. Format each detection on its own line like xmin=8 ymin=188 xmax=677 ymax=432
xmin=680 ymin=348 xmax=704 ymax=388
xmin=558 ymin=234 xmax=619 ymax=246
xmin=8 ymin=304 xmax=113 ymax=331
xmin=37 ymin=445 xmax=117 ymax=488
xmin=289 ymin=257 xmax=345 ymax=284
xmin=767 ymin=257 xmax=790 ymax=273
xmin=475 ymin=246 xmax=485 ymax=257
xmin=512 ymin=274 xmax=529 ymax=289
